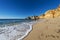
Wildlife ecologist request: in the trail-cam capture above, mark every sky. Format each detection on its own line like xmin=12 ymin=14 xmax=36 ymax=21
xmin=0 ymin=0 xmax=60 ymax=19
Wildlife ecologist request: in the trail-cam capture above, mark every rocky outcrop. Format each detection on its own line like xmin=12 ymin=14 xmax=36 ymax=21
xmin=25 ymin=5 xmax=60 ymax=19
xmin=39 ymin=14 xmax=45 ymax=19
xmin=25 ymin=16 xmax=39 ymax=20
xmin=39 ymin=5 xmax=60 ymax=19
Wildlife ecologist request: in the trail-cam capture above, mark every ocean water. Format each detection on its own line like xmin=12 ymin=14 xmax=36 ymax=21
xmin=0 ymin=19 xmax=36 ymax=40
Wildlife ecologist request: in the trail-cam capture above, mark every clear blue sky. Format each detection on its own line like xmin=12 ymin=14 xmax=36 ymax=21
xmin=0 ymin=0 xmax=60 ymax=19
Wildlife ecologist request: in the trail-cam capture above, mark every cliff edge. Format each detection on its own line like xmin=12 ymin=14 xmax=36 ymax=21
xmin=39 ymin=5 xmax=60 ymax=19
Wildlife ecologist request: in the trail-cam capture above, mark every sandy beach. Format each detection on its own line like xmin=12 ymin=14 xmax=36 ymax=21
xmin=23 ymin=18 xmax=60 ymax=40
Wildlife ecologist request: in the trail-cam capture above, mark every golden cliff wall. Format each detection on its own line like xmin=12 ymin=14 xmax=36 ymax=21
xmin=26 ymin=5 xmax=60 ymax=19
xmin=39 ymin=5 xmax=60 ymax=19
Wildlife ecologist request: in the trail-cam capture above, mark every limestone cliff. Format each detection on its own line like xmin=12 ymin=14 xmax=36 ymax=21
xmin=39 ymin=5 xmax=60 ymax=19
xmin=25 ymin=5 xmax=60 ymax=19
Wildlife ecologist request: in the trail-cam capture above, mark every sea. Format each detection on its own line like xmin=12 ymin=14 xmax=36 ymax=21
xmin=0 ymin=19 xmax=36 ymax=40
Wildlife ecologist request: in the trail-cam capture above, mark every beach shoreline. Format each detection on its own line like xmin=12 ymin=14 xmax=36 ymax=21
xmin=17 ymin=21 xmax=37 ymax=40
xmin=0 ymin=20 xmax=37 ymax=40
xmin=17 ymin=24 xmax=33 ymax=40
xmin=23 ymin=18 xmax=60 ymax=40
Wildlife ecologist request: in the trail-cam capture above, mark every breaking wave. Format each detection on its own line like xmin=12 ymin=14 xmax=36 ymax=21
xmin=0 ymin=21 xmax=36 ymax=40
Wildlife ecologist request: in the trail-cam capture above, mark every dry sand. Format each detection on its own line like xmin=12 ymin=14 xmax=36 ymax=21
xmin=23 ymin=18 xmax=60 ymax=40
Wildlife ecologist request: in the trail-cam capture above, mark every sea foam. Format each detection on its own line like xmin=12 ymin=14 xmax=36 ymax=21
xmin=0 ymin=21 xmax=36 ymax=40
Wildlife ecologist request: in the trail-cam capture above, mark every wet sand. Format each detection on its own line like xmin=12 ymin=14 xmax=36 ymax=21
xmin=23 ymin=18 xmax=60 ymax=40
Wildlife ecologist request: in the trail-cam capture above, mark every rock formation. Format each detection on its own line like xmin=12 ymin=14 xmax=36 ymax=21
xmin=25 ymin=5 xmax=60 ymax=19
xmin=25 ymin=16 xmax=39 ymax=20
xmin=39 ymin=5 xmax=60 ymax=19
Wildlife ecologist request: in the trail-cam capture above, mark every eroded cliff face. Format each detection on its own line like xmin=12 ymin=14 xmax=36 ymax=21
xmin=39 ymin=5 xmax=60 ymax=19
xmin=26 ymin=5 xmax=60 ymax=19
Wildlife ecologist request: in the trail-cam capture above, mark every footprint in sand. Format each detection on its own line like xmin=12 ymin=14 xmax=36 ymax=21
xmin=50 ymin=35 xmax=55 ymax=38
xmin=56 ymin=29 xmax=60 ymax=33
xmin=56 ymin=36 xmax=59 ymax=38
